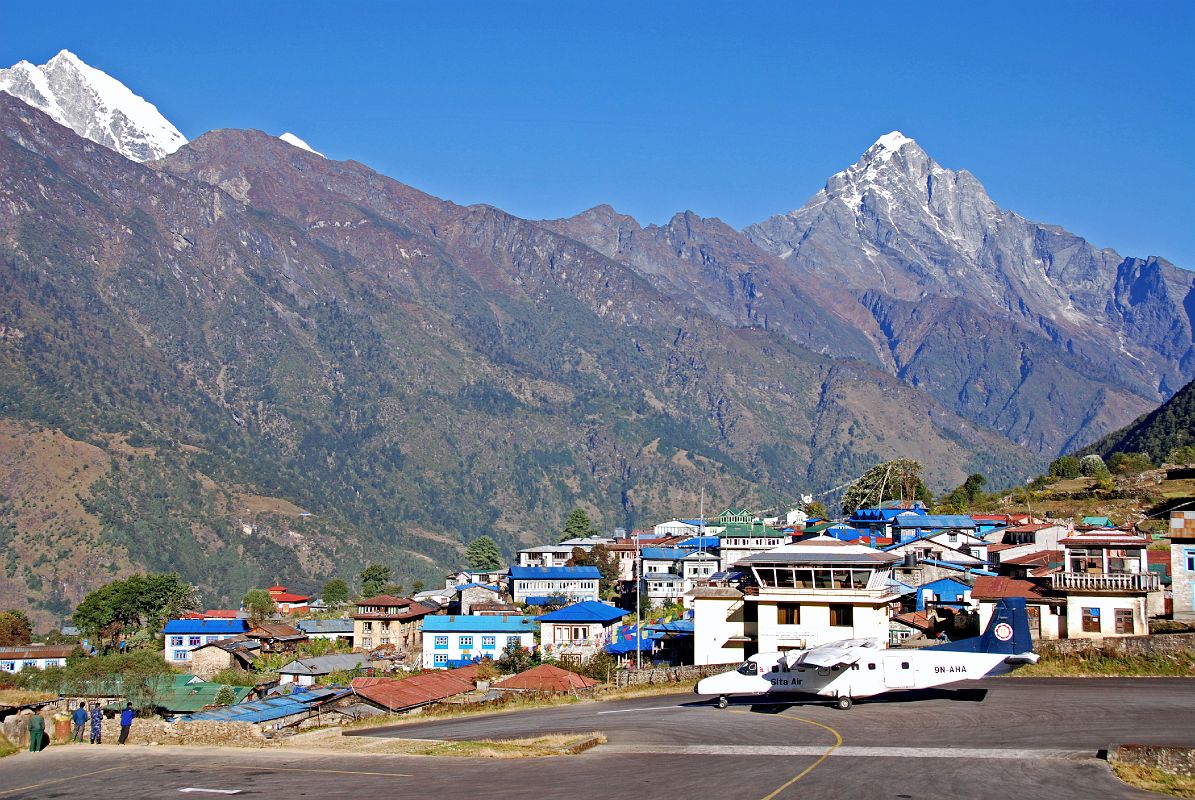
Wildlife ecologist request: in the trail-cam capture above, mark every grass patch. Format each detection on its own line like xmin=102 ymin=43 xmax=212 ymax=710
xmin=0 ymin=689 xmax=57 ymax=706
xmin=1113 ymin=763 xmax=1195 ymax=798
xmin=1014 ymin=650 xmax=1195 ymax=678
xmin=280 ymin=728 xmax=604 ymax=758
xmin=0 ymin=734 xmax=18 ymax=758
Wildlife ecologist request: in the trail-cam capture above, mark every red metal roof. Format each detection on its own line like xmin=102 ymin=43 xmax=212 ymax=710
xmin=971 ymin=576 xmax=1049 ymax=601
xmin=352 ymin=671 xmax=474 ymax=710
xmin=1001 ymin=550 xmax=1064 ymax=567
xmin=271 ymin=594 xmax=310 ymax=604
xmin=0 ymin=646 xmax=75 ymax=659
xmin=1059 ymin=532 xmax=1150 ymax=547
xmin=494 ymin=664 xmax=599 ymax=692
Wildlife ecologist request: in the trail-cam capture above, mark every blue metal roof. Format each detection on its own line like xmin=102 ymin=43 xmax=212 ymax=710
xmin=850 ymin=507 xmax=927 ymax=522
xmin=640 ymin=548 xmax=691 ymax=561
xmin=163 ymin=619 xmax=250 ymax=635
xmin=184 ymin=686 xmax=348 ymax=723
xmin=918 ymin=577 xmax=973 ymax=591
xmin=642 ymin=572 xmax=682 ymax=581
xmin=508 ymin=566 xmax=601 ymax=580
xmin=676 ymin=536 xmax=720 ymax=549
xmin=893 ymin=515 xmax=977 ymax=529
xmin=455 ymin=582 xmax=500 ymax=592
xmin=422 ymin=615 xmax=536 ymax=633
xmin=535 ymin=601 xmax=627 ymax=623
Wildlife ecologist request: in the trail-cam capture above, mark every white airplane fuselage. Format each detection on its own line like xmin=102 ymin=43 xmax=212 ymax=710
xmin=696 ymin=648 xmax=1018 ymax=702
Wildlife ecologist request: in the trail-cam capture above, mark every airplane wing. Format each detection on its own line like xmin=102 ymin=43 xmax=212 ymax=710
xmin=785 ymin=637 xmax=883 ymax=669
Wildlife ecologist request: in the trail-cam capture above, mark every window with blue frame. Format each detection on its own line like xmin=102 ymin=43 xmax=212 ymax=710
xmin=44 ymin=660 xmax=61 ymax=667
xmin=23 ymin=661 xmax=36 ymax=669
xmin=173 ymin=650 xmax=190 ymax=660
xmin=0 ymin=661 xmax=13 ymax=671
xmin=433 ymin=653 xmax=448 ymax=665
xmin=482 ymin=636 xmax=496 ymax=649
xmin=170 ymin=636 xmax=184 ymax=647
xmin=434 ymin=635 xmax=449 ymax=650
xmin=188 ymin=636 xmax=201 ymax=646
xmin=1186 ymin=548 xmax=1195 ymax=572
xmin=459 ymin=636 xmax=473 ymax=650
xmin=507 ymin=635 xmax=521 ymax=648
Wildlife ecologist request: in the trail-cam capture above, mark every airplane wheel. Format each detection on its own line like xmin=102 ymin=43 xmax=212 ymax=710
xmin=835 ymin=696 xmax=853 ymax=711
xmin=716 ymin=695 xmax=729 ymax=709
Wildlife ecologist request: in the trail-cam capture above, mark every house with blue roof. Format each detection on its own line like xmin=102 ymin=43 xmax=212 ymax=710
xmin=915 ymin=577 xmax=975 ymax=611
xmin=536 ymin=601 xmax=627 ymax=663
xmin=421 ymin=614 xmax=537 ymax=669
xmin=884 ymin=526 xmax=991 ymax=567
xmin=893 ymin=514 xmax=977 ymax=543
xmin=163 ymin=618 xmax=250 ymax=665
xmin=509 ymin=565 xmax=601 ymax=605
xmin=849 ymin=506 xmax=927 ymax=538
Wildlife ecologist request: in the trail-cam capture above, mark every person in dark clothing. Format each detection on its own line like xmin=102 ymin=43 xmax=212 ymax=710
xmin=71 ymin=701 xmax=88 ymax=743
xmin=89 ymin=702 xmax=103 ymax=744
xmin=118 ymin=703 xmax=135 ymax=744
xmin=27 ymin=707 xmax=46 ymax=752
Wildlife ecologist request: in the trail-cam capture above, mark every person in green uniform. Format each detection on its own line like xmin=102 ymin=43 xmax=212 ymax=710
xmin=27 ymin=707 xmax=46 ymax=752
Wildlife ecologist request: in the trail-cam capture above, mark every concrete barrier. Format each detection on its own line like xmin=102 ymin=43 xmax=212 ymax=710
xmin=1109 ymin=744 xmax=1195 ymax=777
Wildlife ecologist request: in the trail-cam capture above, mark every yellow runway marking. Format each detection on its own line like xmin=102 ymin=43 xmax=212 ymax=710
xmin=0 ymin=765 xmax=121 ymax=797
xmin=727 ymin=709 xmax=843 ymax=800
xmin=178 ymin=763 xmax=414 ymax=778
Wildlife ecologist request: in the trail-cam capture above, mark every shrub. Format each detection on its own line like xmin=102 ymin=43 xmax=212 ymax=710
xmin=1048 ymin=456 xmax=1081 ymax=479
xmin=1079 ymin=454 xmax=1108 ymax=477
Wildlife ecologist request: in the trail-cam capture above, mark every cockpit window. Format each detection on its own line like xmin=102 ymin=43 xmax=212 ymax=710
xmin=737 ymin=661 xmax=759 ymax=676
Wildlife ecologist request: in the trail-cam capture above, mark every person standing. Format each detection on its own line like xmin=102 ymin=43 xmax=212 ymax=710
xmin=118 ymin=702 xmax=135 ymax=744
xmin=89 ymin=702 xmax=103 ymax=744
xmin=27 ymin=707 xmax=46 ymax=752
xmin=71 ymin=701 xmax=88 ymax=743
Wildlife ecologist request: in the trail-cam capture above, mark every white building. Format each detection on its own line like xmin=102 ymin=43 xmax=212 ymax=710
xmin=420 ymin=615 xmax=537 ymax=669
xmin=689 ymin=537 xmax=902 ymax=664
xmin=1172 ymin=512 xmax=1195 ymax=622
xmin=718 ymin=523 xmax=789 ymax=570
xmin=163 ymin=619 xmax=250 ymax=664
xmin=516 ymin=544 xmax=576 ymax=568
xmin=508 ymin=566 xmax=601 ymax=605
xmin=0 ymin=645 xmax=73 ymax=673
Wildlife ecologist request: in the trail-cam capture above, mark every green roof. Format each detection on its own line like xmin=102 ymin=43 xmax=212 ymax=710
xmin=1082 ymin=516 xmax=1114 ymax=527
xmin=720 ymin=522 xmax=774 ymax=536
xmin=103 ymin=676 xmax=252 ymax=713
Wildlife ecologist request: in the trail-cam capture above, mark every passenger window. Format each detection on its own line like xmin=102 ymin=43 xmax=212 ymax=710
xmin=831 ymin=666 xmax=840 ymax=672
xmin=850 ymin=664 xmax=859 ymax=670
xmin=868 ymin=663 xmax=876 ymax=670
xmin=902 ymin=662 xmax=910 ymax=669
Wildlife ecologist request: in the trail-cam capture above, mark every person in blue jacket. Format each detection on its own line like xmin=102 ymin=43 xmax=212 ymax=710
xmin=118 ymin=702 xmax=135 ymax=744
xmin=71 ymin=701 xmax=88 ymax=743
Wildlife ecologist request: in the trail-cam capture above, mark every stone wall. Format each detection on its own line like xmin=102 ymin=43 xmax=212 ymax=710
xmin=0 ymin=711 xmax=266 ymax=748
xmin=1035 ymin=632 xmax=1195 ymax=658
xmin=614 ymin=663 xmax=737 ymax=688
xmin=1111 ymin=744 xmax=1195 ymax=777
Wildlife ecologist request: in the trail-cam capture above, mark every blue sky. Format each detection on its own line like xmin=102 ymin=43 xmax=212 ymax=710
xmin=4 ymin=1 xmax=1194 ymax=266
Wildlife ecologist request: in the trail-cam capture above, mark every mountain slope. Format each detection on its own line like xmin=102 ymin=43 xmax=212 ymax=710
xmin=742 ymin=132 xmax=1194 ymax=453
xmin=0 ymin=94 xmax=1043 ymax=620
xmin=0 ymin=50 xmax=186 ymax=161
xmin=1082 ymin=378 xmax=1195 ymax=464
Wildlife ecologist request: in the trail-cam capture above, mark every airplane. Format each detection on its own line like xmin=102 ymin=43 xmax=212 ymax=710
xmin=695 ymin=597 xmax=1038 ymax=710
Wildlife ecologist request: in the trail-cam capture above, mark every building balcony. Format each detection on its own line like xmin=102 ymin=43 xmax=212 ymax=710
xmin=1050 ymin=572 xmax=1160 ymax=593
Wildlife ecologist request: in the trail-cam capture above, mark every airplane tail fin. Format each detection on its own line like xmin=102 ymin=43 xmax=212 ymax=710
xmin=929 ymin=597 xmax=1034 ymax=656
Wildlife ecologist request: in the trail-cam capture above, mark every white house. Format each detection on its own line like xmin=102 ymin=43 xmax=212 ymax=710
xmin=508 ymin=566 xmax=600 ymax=605
xmin=654 ymin=519 xmax=703 ymax=538
xmin=1171 ymin=511 xmax=1195 ymax=622
xmin=421 ymin=615 xmax=537 ymax=669
xmin=163 ymin=619 xmax=250 ymax=664
xmin=516 ymin=544 xmax=577 ymax=568
xmin=535 ymin=601 xmax=627 ymax=664
xmin=0 ymin=645 xmax=73 ymax=673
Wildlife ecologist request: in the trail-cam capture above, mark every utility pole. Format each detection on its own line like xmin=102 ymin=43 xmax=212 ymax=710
xmin=635 ymin=530 xmax=642 ymax=669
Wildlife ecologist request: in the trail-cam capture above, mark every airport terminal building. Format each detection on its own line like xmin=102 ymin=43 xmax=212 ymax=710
xmin=690 ymin=537 xmax=902 ymax=664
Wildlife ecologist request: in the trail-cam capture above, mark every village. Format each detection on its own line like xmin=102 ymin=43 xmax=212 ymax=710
xmin=3 ymin=491 xmax=1194 ymax=751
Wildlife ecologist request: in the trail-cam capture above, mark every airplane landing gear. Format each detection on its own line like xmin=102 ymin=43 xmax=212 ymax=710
xmin=835 ymin=696 xmax=853 ymax=711
xmin=716 ymin=695 xmax=729 ymax=709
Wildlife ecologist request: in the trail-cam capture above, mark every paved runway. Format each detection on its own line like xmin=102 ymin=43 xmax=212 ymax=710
xmin=1 ymin=678 xmax=1190 ymax=799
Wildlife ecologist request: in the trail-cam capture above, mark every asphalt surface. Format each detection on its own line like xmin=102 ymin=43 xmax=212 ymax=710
xmin=1 ymin=678 xmax=1190 ymax=800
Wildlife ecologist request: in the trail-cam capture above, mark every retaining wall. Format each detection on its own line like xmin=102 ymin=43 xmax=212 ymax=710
xmin=1036 ymin=632 xmax=1195 ymax=658
xmin=1 ymin=711 xmax=266 ymax=748
xmin=1110 ymin=744 xmax=1195 ymax=777
xmin=614 ymin=663 xmax=737 ymax=688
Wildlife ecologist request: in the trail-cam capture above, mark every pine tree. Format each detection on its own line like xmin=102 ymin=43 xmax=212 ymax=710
xmin=561 ymin=508 xmax=600 ymax=542
xmin=465 ymin=536 xmax=503 ymax=570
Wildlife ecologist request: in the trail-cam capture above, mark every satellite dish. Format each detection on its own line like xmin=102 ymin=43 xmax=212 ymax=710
xmin=801 ymin=495 xmax=813 ymax=505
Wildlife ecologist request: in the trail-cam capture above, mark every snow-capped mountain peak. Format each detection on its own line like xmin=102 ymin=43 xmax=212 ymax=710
xmin=870 ymin=130 xmax=915 ymax=156
xmin=279 ymin=132 xmax=324 ymax=157
xmin=0 ymin=49 xmax=186 ymax=162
